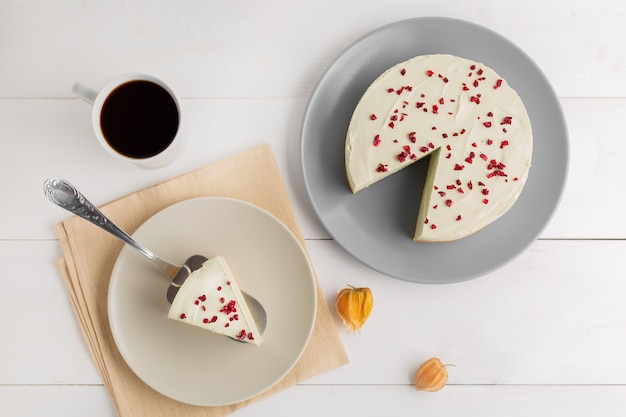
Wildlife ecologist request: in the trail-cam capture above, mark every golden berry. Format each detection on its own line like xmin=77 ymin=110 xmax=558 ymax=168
xmin=335 ymin=286 xmax=373 ymax=332
xmin=414 ymin=357 xmax=452 ymax=392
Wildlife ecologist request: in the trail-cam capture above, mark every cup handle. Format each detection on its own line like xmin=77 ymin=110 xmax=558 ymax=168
xmin=72 ymin=82 xmax=98 ymax=104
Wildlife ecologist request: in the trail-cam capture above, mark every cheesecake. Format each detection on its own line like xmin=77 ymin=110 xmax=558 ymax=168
xmin=168 ymin=256 xmax=262 ymax=345
xmin=345 ymin=54 xmax=533 ymax=241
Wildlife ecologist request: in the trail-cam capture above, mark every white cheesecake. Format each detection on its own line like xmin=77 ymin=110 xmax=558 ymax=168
xmin=345 ymin=54 xmax=533 ymax=242
xmin=168 ymin=256 xmax=263 ymax=345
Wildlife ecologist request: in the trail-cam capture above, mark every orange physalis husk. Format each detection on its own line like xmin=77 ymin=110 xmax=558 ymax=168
xmin=335 ymin=285 xmax=373 ymax=332
xmin=414 ymin=357 xmax=453 ymax=392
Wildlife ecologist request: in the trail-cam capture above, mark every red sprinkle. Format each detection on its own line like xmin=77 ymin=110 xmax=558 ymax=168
xmin=426 ymin=70 xmax=434 ymax=77
xmin=180 ymin=313 xmax=186 ymax=319
xmin=494 ymin=79 xmax=503 ymax=89
xmin=483 ymin=121 xmax=492 ymax=128
xmin=220 ymin=300 xmax=237 ymax=315
xmin=370 ymin=114 xmax=377 ymax=120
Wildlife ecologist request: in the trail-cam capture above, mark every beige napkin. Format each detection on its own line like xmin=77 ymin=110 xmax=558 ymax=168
xmin=54 ymin=144 xmax=349 ymax=416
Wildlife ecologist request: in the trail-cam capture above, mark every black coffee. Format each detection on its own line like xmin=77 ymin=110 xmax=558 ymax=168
xmin=100 ymin=80 xmax=179 ymax=159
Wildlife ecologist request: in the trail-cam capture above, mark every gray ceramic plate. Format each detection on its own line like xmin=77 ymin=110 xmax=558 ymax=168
xmin=301 ymin=17 xmax=568 ymax=284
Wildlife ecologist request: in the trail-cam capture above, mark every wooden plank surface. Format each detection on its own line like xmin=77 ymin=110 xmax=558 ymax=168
xmin=0 ymin=0 xmax=624 ymax=415
xmin=1 ymin=385 xmax=625 ymax=417
xmin=0 ymin=0 xmax=624 ymax=98
xmin=2 ymin=239 xmax=625 ymax=385
xmin=0 ymin=98 xmax=625 ymax=240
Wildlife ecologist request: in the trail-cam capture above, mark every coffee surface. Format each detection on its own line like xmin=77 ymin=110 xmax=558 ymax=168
xmin=100 ymin=80 xmax=179 ymax=159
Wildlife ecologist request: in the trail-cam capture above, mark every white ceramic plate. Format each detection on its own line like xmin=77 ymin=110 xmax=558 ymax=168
xmin=301 ymin=17 xmax=569 ymax=284
xmin=108 ymin=197 xmax=317 ymax=406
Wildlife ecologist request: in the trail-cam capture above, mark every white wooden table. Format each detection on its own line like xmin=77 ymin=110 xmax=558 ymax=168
xmin=1 ymin=1 xmax=625 ymax=415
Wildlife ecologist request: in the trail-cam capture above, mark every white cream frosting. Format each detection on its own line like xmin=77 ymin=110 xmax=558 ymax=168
xmin=168 ymin=256 xmax=263 ymax=345
xmin=345 ymin=54 xmax=533 ymax=242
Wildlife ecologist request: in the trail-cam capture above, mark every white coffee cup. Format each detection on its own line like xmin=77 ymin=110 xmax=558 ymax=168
xmin=73 ymin=73 xmax=185 ymax=168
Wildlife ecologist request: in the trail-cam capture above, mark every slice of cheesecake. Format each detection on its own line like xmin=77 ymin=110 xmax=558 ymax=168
xmin=168 ymin=256 xmax=263 ymax=345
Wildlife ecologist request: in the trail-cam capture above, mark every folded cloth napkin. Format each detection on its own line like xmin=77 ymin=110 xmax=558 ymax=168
xmin=55 ymin=144 xmax=349 ymax=416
